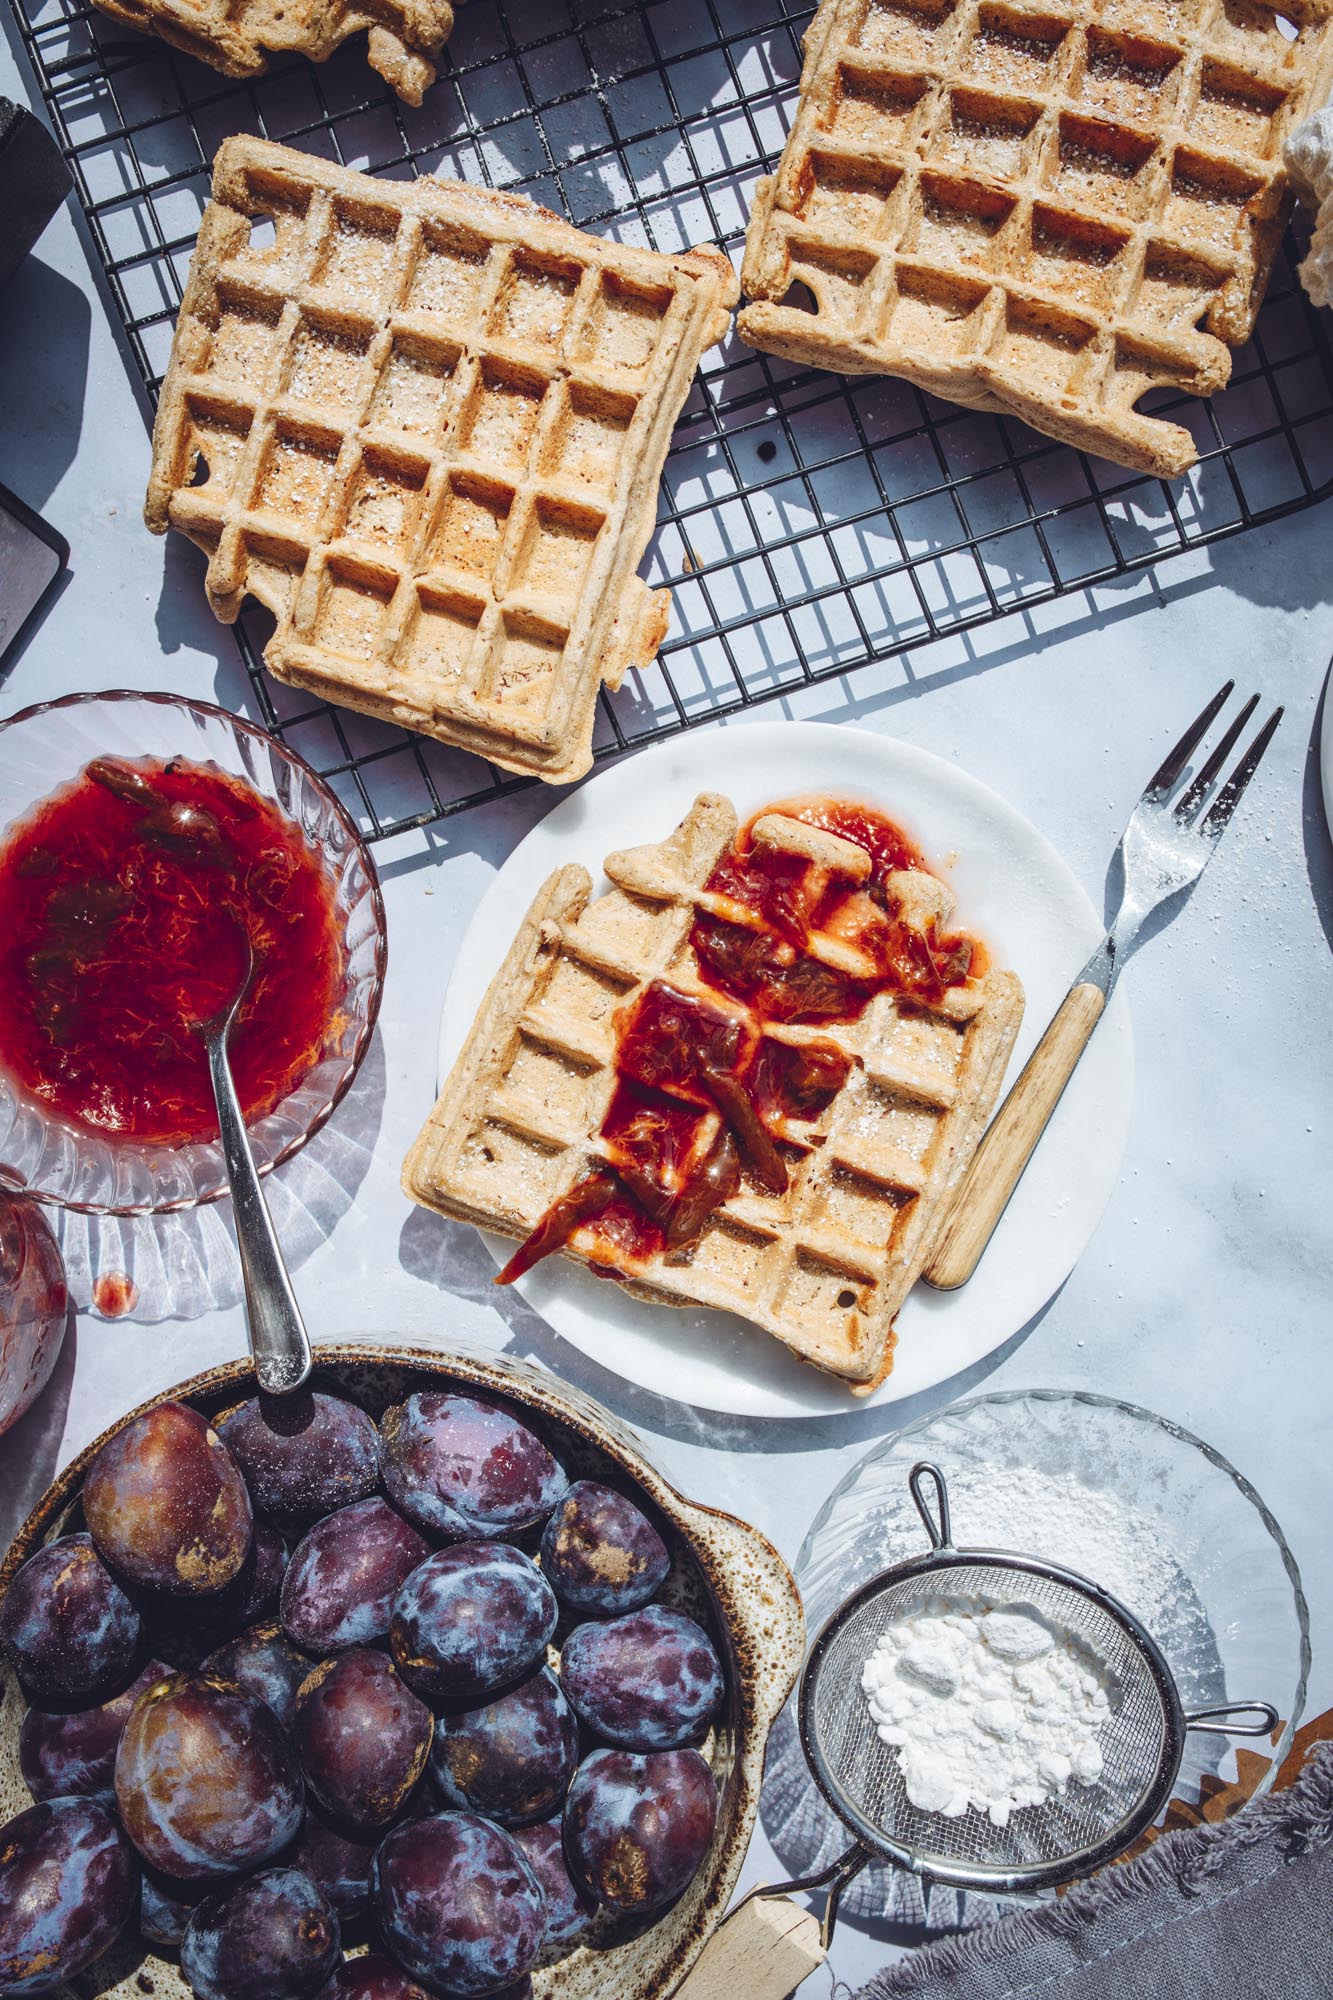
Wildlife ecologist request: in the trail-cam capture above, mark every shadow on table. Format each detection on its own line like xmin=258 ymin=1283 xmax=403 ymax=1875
xmin=1303 ymin=658 xmax=1333 ymax=956
xmin=52 ymin=1029 xmax=387 ymax=1324
xmin=0 ymin=1310 xmax=76 ymax=1547
xmin=757 ymin=1689 xmax=1003 ymax=1953
xmin=150 ymin=526 xmax=259 ymax=710
xmin=397 ymin=1202 xmax=1059 ymax=1459
xmin=0 ymin=252 xmax=86 ymax=679
xmin=0 ymin=252 xmax=89 ymax=516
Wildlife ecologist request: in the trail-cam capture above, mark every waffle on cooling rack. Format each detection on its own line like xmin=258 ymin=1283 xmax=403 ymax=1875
xmin=739 ymin=0 xmax=1333 ymax=477
xmin=404 ymin=793 xmax=1024 ymax=1390
xmin=145 ymin=139 xmax=737 ymax=783
xmin=92 ymin=0 xmax=455 ymax=103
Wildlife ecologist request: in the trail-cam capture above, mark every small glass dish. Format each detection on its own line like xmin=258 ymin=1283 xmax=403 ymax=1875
xmin=761 ymin=1388 xmax=1309 ymax=1929
xmin=0 ymin=690 xmax=387 ymax=1215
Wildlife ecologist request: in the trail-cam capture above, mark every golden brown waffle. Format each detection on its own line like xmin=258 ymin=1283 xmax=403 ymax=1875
xmin=403 ymin=794 xmax=1024 ymax=1389
xmin=145 ymin=139 xmax=737 ymax=783
xmin=739 ymin=0 xmax=1333 ymax=477
xmin=92 ymin=0 xmax=454 ymax=104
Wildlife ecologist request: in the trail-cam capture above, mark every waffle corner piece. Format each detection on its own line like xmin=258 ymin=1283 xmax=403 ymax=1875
xmin=93 ymin=0 xmax=455 ymax=104
xmin=146 ymin=139 xmax=737 ymax=783
xmin=739 ymin=0 xmax=1333 ymax=478
xmin=404 ymin=794 xmax=1025 ymax=1392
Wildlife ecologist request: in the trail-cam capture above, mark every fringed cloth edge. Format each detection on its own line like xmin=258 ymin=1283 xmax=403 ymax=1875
xmin=853 ymin=1742 xmax=1333 ymax=1997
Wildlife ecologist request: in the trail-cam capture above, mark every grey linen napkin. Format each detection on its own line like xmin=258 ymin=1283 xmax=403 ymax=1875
xmin=853 ymin=1743 xmax=1333 ymax=2000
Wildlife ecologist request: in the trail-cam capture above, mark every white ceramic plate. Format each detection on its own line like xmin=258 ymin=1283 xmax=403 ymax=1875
xmin=439 ymin=721 xmax=1134 ymax=1418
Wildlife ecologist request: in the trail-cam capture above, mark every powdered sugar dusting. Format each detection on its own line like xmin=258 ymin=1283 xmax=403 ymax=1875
xmin=875 ymin=1462 xmax=1183 ymax=1640
xmin=861 ymin=1596 xmax=1111 ymax=1826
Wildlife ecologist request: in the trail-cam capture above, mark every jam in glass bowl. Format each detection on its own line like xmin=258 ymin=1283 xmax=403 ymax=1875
xmin=0 ymin=691 xmax=387 ymax=1214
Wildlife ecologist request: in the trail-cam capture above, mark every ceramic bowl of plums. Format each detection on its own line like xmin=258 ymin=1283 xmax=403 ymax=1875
xmin=0 ymin=1343 xmax=803 ymax=2000
xmin=0 ymin=690 xmax=387 ymax=1213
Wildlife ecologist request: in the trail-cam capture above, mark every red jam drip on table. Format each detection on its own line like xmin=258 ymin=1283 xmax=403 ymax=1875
xmin=0 ymin=757 xmax=344 ymax=1145
xmin=92 ymin=1273 xmax=139 ymax=1318
xmin=497 ymin=797 xmax=980 ymax=1286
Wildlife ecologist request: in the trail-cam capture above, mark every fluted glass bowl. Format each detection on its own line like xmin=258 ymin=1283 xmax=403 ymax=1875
xmin=761 ymin=1389 xmax=1309 ymax=1929
xmin=0 ymin=691 xmax=387 ymax=1214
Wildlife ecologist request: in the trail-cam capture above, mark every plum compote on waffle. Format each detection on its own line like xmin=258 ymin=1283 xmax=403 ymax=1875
xmin=498 ymin=797 xmax=982 ymax=1282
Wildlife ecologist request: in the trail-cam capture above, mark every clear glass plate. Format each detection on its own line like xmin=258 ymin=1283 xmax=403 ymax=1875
xmin=760 ymin=1389 xmax=1310 ymax=1934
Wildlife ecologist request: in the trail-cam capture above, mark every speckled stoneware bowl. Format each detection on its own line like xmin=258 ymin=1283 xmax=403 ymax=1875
xmin=0 ymin=1341 xmax=804 ymax=2000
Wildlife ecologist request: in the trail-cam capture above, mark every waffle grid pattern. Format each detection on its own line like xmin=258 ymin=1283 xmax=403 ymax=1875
xmin=740 ymin=0 xmax=1333 ymax=475
xmin=90 ymin=0 xmax=457 ymax=103
xmin=404 ymin=794 xmax=1024 ymax=1386
xmin=146 ymin=138 xmax=736 ymax=781
xmin=12 ymin=0 xmax=1333 ymax=839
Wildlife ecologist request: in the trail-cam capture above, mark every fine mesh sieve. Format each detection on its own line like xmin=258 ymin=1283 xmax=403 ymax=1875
xmin=738 ymin=1463 xmax=1278 ymax=1950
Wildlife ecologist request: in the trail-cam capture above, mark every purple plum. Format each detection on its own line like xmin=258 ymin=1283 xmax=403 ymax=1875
xmin=285 ymin=1812 xmax=376 ymax=1922
xmin=19 ymin=1658 xmax=169 ymax=1804
xmin=430 ymin=1667 xmax=577 ymax=1827
xmin=114 ymin=1672 xmax=303 ymax=1880
xmin=0 ymin=1799 xmax=138 ymax=1995
xmin=0 ymin=1534 xmax=142 ymax=1704
xmin=389 ymin=1544 xmax=556 ymax=1704
xmin=82 ymin=1401 xmax=253 ymax=1597
xmin=202 ymin=1623 xmax=309 ymax=1730
xmin=560 ymin=1604 xmax=723 ymax=1750
xmin=373 ymin=1812 xmax=545 ymax=1998
xmin=379 ymin=1393 xmax=566 ymax=1540
xmin=281 ymin=1498 xmax=430 ymax=1654
xmin=181 ymin=1868 xmax=338 ymax=2000
xmin=293 ymin=1648 xmax=432 ymax=1833
xmin=563 ymin=1747 xmax=716 ymax=1914
xmin=539 ymin=1481 xmax=670 ymax=1617
xmin=217 ymin=1393 xmax=379 ymax=1531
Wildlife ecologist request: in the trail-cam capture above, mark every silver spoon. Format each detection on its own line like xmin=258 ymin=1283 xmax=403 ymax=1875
xmin=194 ymin=934 xmax=312 ymax=1397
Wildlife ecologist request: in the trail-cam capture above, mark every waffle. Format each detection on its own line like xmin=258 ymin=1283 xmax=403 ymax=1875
xmin=145 ymin=140 xmax=737 ymax=783
xmin=739 ymin=0 xmax=1333 ymax=477
xmin=403 ymin=794 xmax=1024 ymax=1390
xmin=92 ymin=0 xmax=455 ymax=103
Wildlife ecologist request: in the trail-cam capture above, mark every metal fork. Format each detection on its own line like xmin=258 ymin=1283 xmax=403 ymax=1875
xmin=924 ymin=682 xmax=1283 ymax=1291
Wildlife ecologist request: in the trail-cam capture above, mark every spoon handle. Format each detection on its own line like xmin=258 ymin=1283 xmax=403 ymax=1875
xmin=205 ymin=1031 xmax=312 ymax=1397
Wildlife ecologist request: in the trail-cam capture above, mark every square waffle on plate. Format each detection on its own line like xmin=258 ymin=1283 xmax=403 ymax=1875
xmin=146 ymin=139 xmax=737 ymax=783
xmin=404 ymin=793 xmax=1024 ymax=1391
xmin=92 ymin=0 xmax=456 ymax=103
xmin=739 ymin=0 xmax=1333 ymax=477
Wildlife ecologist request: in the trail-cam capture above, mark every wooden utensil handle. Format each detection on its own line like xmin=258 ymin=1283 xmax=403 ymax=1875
xmin=924 ymin=981 xmax=1106 ymax=1292
xmin=673 ymin=1897 xmax=826 ymax=2000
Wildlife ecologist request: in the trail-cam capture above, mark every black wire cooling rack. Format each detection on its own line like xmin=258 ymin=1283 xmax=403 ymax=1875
xmin=10 ymin=0 xmax=1333 ymax=839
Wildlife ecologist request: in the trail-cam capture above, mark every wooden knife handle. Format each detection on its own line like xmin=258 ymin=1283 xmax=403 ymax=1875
xmin=673 ymin=1897 xmax=826 ymax=2000
xmin=924 ymin=981 xmax=1107 ymax=1292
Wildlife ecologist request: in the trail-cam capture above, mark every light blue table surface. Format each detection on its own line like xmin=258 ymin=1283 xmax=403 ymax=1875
xmin=3 ymin=22 xmax=1333 ymax=1986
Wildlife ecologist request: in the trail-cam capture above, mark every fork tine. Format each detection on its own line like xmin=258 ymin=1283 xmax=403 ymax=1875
xmin=1174 ymin=692 xmax=1259 ymax=821
xmin=1143 ymin=680 xmax=1234 ymax=801
xmin=1201 ymin=706 xmax=1283 ymax=840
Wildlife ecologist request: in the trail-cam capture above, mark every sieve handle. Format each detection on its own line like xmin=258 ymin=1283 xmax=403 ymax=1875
xmin=1184 ymin=1700 xmax=1280 ymax=1738
xmin=690 ymin=1842 xmax=872 ymax=1989
xmin=909 ymin=1461 xmax=954 ymax=1551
